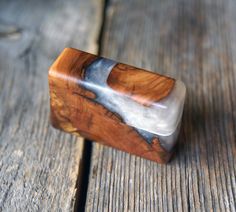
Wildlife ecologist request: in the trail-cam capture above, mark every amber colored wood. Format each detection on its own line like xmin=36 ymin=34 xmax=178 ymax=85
xmin=108 ymin=63 xmax=175 ymax=106
xmin=49 ymin=48 xmax=174 ymax=163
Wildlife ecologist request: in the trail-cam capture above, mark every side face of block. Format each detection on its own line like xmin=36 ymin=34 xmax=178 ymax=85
xmin=48 ymin=48 xmax=186 ymax=163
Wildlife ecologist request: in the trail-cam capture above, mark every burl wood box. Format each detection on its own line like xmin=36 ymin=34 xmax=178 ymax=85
xmin=49 ymin=48 xmax=186 ymax=163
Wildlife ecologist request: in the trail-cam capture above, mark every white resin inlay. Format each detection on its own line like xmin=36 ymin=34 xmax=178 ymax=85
xmin=76 ymin=58 xmax=186 ymax=151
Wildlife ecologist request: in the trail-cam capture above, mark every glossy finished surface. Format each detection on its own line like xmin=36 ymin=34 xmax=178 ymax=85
xmin=49 ymin=48 xmax=186 ymax=163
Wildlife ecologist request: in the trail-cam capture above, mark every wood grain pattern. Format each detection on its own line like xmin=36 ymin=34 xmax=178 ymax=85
xmin=1 ymin=0 xmax=235 ymax=210
xmin=0 ymin=0 xmax=103 ymax=211
xmin=108 ymin=63 xmax=175 ymax=106
xmin=85 ymin=0 xmax=236 ymax=211
xmin=49 ymin=48 xmax=175 ymax=163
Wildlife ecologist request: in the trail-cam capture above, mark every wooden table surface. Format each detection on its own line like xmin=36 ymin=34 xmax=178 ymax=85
xmin=0 ymin=0 xmax=235 ymax=211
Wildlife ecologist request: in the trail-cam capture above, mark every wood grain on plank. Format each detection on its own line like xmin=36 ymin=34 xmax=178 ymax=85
xmin=0 ymin=0 xmax=103 ymax=211
xmin=85 ymin=0 xmax=236 ymax=211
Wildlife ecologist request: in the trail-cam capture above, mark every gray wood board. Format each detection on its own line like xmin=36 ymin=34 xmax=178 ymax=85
xmin=85 ymin=0 xmax=236 ymax=211
xmin=0 ymin=0 xmax=103 ymax=211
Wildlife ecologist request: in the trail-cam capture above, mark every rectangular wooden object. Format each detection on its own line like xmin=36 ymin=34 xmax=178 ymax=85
xmin=48 ymin=48 xmax=186 ymax=163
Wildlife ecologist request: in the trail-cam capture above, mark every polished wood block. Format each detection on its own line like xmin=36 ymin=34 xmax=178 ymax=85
xmin=49 ymin=48 xmax=186 ymax=163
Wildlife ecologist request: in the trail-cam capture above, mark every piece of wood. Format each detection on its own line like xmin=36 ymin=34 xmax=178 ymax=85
xmin=49 ymin=48 xmax=185 ymax=163
xmin=85 ymin=0 xmax=236 ymax=211
xmin=0 ymin=0 xmax=103 ymax=211
xmin=107 ymin=63 xmax=175 ymax=106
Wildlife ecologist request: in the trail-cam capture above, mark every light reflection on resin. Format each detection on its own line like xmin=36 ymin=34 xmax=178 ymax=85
xmin=79 ymin=58 xmax=186 ymax=151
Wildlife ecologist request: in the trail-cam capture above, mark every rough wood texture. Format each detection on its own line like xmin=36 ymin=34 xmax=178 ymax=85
xmin=49 ymin=48 xmax=178 ymax=163
xmin=0 ymin=0 xmax=103 ymax=210
xmin=85 ymin=0 xmax=236 ymax=211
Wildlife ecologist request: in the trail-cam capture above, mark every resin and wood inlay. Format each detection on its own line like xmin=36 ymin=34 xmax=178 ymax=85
xmin=49 ymin=48 xmax=186 ymax=163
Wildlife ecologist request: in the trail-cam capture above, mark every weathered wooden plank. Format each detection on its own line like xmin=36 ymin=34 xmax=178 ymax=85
xmin=0 ymin=0 xmax=103 ymax=211
xmin=85 ymin=0 xmax=236 ymax=211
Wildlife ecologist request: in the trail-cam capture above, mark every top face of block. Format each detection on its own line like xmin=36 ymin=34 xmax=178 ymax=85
xmin=49 ymin=48 xmax=186 ymax=139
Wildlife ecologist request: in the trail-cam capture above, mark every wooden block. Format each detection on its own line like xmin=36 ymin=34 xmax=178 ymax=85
xmin=48 ymin=48 xmax=186 ymax=163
